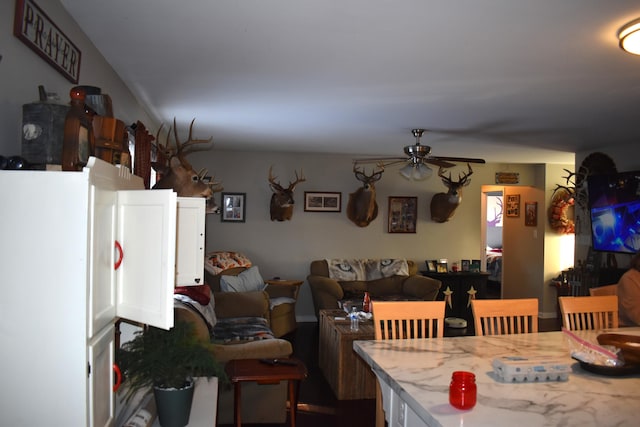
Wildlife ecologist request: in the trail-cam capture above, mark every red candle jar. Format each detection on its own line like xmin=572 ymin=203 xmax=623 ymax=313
xmin=449 ymin=371 xmax=477 ymax=410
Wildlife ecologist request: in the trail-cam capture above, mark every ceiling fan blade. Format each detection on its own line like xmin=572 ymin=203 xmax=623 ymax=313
xmin=430 ymin=156 xmax=486 ymax=164
xmin=353 ymin=156 xmax=406 ymax=162
xmin=424 ymin=158 xmax=456 ymax=168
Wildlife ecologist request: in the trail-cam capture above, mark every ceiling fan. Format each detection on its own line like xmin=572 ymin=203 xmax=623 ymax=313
xmin=353 ymin=129 xmax=486 ymax=181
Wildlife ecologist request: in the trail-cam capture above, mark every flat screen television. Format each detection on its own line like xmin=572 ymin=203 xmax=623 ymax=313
xmin=587 ymin=170 xmax=640 ymax=254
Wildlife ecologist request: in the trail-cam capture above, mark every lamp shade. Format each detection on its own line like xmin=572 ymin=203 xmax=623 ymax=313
xmin=619 ymin=18 xmax=640 ymax=55
xmin=399 ymin=163 xmax=433 ymax=180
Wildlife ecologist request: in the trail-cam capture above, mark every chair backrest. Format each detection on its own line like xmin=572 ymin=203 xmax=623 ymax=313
xmin=372 ymin=300 xmax=446 ymax=340
xmin=471 ymin=298 xmax=539 ymax=336
xmin=588 ymin=284 xmax=618 ymax=297
xmin=559 ymin=295 xmax=619 ymax=330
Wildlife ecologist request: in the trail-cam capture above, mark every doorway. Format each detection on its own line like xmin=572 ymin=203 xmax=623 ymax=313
xmin=481 ymin=186 xmax=504 ymax=298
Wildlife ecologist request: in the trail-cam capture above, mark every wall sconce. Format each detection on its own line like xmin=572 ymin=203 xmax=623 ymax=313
xmin=619 ymin=18 xmax=640 ymax=55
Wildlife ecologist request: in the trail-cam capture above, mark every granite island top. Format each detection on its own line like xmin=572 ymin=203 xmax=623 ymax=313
xmin=354 ymin=328 xmax=640 ymax=427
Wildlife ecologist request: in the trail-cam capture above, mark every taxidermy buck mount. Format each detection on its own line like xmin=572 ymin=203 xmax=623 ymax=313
xmin=268 ymin=166 xmax=306 ymax=221
xmin=430 ymin=164 xmax=473 ymax=223
xmin=151 ymin=118 xmax=223 ymax=213
xmin=347 ymin=164 xmax=384 ymax=227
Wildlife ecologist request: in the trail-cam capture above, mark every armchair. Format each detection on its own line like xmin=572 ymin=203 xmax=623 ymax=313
xmin=308 ymin=259 xmax=441 ymax=318
xmin=204 ymin=251 xmax=301 ymax=337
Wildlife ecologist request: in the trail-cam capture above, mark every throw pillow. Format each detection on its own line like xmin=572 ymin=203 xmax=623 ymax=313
xmin=220 ymin=266 xmax=266 ymax=292
xmin=204 ymin=251 xmax=252 ymax=275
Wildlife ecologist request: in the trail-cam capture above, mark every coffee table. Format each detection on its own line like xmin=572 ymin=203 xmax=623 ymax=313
xmin=318 ymin=309 xmax=376 ymax=400
xmin=225 ymin=358 xmax=308 ymax=427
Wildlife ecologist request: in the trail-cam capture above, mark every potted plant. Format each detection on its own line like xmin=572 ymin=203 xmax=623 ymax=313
xmin=118 ymin=321 xmax=226 ymax=427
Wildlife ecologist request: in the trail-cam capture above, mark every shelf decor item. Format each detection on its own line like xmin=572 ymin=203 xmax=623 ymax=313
xmin=118 ymin=321 xmax=225 ymax=427
xmin=437 ymin=259 xmax=448 ymax=273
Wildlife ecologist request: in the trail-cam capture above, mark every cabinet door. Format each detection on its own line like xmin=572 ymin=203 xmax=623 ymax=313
xmin=116 ymin=189 xmax=177 ymax=330
xmin=88 ymin=324 xmax=116 ymax=427
xmin=89 ymin=184 xmax=118 ymax=338
xmin=175 ymin=197 xmax=205 ymax=286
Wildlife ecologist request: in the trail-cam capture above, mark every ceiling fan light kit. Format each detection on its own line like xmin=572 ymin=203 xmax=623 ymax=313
xmin=399 ymin=162 xmax=433 ymax=180
xmin=619 ymin=18 xmax=640 ymax=55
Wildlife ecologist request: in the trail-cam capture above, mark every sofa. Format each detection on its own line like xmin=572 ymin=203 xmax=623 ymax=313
xmin=307 ymin=258 xmax=442 ymax=317
xmin=174 ymin=285 xmax=293 ymax=425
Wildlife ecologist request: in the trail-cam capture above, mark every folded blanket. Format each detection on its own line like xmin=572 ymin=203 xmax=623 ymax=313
xmin=174 ymin=290 xmax=217 ymax=337
xmin=212 ymin=317 xmax=275 ymax=343
xmin=326 ymin=258 xmax=409 ymax=281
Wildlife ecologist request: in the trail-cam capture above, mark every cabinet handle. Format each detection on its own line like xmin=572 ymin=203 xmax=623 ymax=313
xmin=113 ymin=363 xmax=122 ymax=392
xmin=114 ymin=241 xmax=123 ymax=270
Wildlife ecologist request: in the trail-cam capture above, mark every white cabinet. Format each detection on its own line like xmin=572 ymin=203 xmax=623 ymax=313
xmin=175 ymin=197 xmax=205 ymax=286
xmin=0 ymin=158 xmax=196 ymax=426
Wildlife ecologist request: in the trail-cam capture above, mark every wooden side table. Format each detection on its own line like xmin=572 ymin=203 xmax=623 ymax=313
xmin=264 ymin=279 xmax=303 ymax=299
xmin=225 ymin=358 xmax=307 ymax=427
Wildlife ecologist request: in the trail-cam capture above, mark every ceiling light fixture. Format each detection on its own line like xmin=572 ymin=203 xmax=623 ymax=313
xmin=619 ymin=18 xmax=640 ymax=55
xmin=399 ymin=162 xmax=433 ymax=181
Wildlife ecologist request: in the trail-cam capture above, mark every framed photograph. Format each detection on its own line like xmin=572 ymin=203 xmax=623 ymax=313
xmin=426 ymin=260 xmax=438 ymax=272
xmin=461 ymin=259 xmax=470 ymax=272
xmin=505 ymin=194 xmax=520 ymax=217
xmin=436 ymin=259 xmax=448 ymax=273
xmin=304 ymin=191 xmax=341 ymax=212
xmin=221 ymin=192 xmax=246 ymax=222
xmin=525 ymin=201 xmax=537 ymax=226
xmin=470 ymin=259 xmax=481 ymax=273
xmin=388 ymin=196 xmax=418 ymax=233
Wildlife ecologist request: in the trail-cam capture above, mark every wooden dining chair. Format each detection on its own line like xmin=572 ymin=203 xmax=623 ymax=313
xmin=471 ymin=298 xmax=539 ymax=336
xmin=588 ymin=284 xmax=618 ymax=297
xmin=558 ymin=295 xmax=618 ymax=331
xmin=371 ymin=300 xmax=446 ymax=427
xmin=372 ymin=300 xmax=447 ymax=340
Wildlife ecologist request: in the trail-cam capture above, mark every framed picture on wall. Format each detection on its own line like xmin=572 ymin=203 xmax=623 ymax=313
xmin=221 ymin=192 xmax=246 ymax=222
xmin=304 ymin=191 xmax=342 ymax=212
xmin=388 ymin=196 xmax=418 ymax=233
xmin=525 ymin=201 xmax=537 ymax=226
xmin=505 ymin=194 xmax=520 ymax=217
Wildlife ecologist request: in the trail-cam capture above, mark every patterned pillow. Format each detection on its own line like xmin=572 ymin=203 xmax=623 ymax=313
xmin=220 ymin=266 xmax=266 ymax=292
xmin=204 ymin=251 xmax=252 ymax=275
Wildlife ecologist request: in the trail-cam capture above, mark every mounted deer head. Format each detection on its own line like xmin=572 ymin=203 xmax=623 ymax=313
xmin=430 ymin=163 xmax=473 ymax=223
xmin=347 ymin=164 xmax=384 ymax=227
xmin=268 ymin=166 xmax=306 ymax=221
xmin=151 ymin=118 xmax=223 ymax=213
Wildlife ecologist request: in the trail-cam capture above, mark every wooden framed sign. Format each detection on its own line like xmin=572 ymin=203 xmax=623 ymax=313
xmin=13 ymin=0 xmax=81 ymax=83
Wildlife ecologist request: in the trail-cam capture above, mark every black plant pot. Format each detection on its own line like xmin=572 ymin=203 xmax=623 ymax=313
xmin=153 ymin=379 xmax=194 ymax=427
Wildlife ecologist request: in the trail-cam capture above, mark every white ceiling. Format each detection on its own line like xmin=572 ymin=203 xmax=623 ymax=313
xmin=60 ymin=0 xmax=640 ymax=165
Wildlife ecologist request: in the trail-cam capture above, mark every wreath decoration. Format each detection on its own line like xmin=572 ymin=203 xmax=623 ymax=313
xmin=548 ymin=169 xmax=575 ymax=234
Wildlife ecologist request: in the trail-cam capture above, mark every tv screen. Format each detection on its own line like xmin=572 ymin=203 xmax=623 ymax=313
xmin=588 ymin=170 xmax=640 ymax=254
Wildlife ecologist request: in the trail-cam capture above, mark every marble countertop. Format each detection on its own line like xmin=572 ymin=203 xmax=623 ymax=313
xmin=354 ymin=329 xmax=640 ymax=427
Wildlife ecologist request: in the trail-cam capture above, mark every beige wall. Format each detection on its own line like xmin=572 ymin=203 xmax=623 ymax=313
xmin=193 ymin=150 xmax=541 ymax=320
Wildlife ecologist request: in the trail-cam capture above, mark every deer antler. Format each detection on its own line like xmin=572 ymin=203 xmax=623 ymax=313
xmin=288 ymin=169 xmax=306 ymax=190
xmin=268 ymin=166 xmax=283 ymax=191
xmin=353 ymin=163 xmax=384 ymax=183
xmin=171 ymin=118 xmax=212 ymax=169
